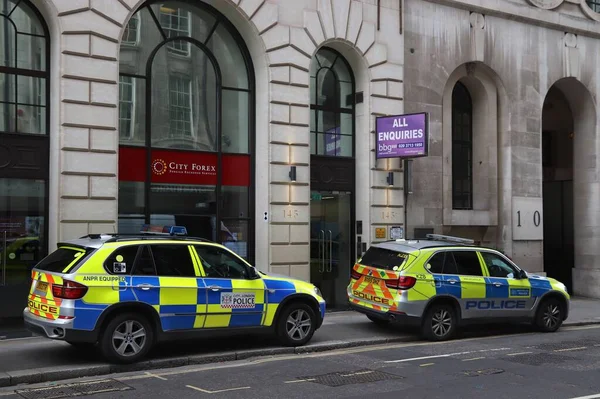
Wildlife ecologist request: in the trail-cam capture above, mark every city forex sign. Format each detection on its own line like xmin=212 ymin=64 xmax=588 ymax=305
xmin=375 ymin=112 xmax=429 ymax=159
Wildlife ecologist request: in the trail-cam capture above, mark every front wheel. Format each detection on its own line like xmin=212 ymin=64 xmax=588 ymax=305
xmin=99 ymin=313 xmax=154 ymax=364
xmin=276 ymin=303 xmax=316 ymax=347
xmin=534 ymin=298 xmax=564 ymax=332
xmin=422 ymin=304 xmax=457 ymax=341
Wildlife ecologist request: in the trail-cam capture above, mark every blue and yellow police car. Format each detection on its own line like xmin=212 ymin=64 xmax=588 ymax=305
xmin=24 ymin=225 xmax=326 ymax=363
xmin=348 ymin=234 xmax=570 ymax=341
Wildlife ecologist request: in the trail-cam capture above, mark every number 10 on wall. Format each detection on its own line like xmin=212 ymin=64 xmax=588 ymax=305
xmin=516 ymin=210 xmax=541 ymax=228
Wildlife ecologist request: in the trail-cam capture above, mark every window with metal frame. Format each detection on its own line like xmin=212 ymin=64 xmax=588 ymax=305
xmin=587 ymin=0 xmax=600 ymax=12
xmin=0 ymin=0 xmax=49 ymax=135
xmin=451 ymin=81 xmax=473 ymax=210
xmin=117 ymin=0 xmax=255 ymax=262
xmin=309 ymin=47 xmax=355 ymax=157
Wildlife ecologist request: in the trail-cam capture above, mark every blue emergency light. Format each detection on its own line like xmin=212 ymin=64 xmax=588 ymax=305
xmin=140 ymin=224 xmax=188 ymax=236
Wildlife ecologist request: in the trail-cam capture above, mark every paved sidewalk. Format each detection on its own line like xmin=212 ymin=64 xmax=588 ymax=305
xmin=0 ymin=297 xmax=598 ymax=388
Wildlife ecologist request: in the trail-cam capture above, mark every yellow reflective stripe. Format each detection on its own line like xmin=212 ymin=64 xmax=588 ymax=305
xmin=188 ymin=245 xmax=201 ymax=277
xmin=476 ymin=252 xmax=490 ymax=277
xmin=60 ymin=246 xmax=85 ymax=253
xmin=190 ymin=246 xmax=206 ymax=277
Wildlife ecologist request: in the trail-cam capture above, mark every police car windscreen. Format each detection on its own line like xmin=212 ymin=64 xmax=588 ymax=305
xmin=359 ymin=247 xmax=409 ymax=270
xmin=35 ymin=247 xmax=90 ymax=273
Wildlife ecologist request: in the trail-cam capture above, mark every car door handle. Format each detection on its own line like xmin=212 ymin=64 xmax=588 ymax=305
xmin=493 ymin=282 xmax=503 ymax=287
xmin=136 ymin=284 xmax=154 ymax=291
xmin=447 ymin=279 xmax=458 ymax=284
xmin=207 ymin=285 xmax=222 ymax=292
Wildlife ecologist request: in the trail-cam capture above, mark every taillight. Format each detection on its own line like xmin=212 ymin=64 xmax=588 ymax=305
xmin=351 ymin=268 xmax=362 ymax=280
xmin=385 ymin=276 xmax=417 ymax=290
xmin=52 ymin=280 xmax=88 ymax=299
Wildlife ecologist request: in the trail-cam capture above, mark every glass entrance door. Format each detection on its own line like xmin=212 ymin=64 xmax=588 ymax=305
xmin=0 ymin=178 xmax=46 ymax=319
xmin=310 ymin=191 xmax=352 ymax=309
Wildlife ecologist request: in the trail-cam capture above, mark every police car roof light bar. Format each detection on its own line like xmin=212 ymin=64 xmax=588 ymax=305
xmin=140 ymin=224 xmax=188 ymax=236
xmin=425 ymin=233 xmax=474 ymax=245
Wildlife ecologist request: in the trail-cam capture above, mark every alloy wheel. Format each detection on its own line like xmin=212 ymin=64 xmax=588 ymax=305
xmin=543 ymin=303 xmax=561 ymax=329
xmin=286 ymin=309 xmax=312 ymax=341
xmin=112 ymin=320 xmax=147 ymax=357
xmin=431 ymin=308 xmax=452 ymax=337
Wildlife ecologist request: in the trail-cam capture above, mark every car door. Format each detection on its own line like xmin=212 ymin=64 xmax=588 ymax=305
xmin=451 ymin=250 xmax=488 ymax=319
xmin=479 ymin=250 xmax=534 ymax=318
xmin=131 ymin=244 xmax=202 ymax=331
xmin=193 ymin=244 xmax=266 ymax=328
xmin=424 ymin=250 xmax=487 ymax=319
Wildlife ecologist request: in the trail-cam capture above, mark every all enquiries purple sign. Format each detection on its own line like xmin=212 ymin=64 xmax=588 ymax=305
xmin=376 ymin=112 xmax=429 ymax=159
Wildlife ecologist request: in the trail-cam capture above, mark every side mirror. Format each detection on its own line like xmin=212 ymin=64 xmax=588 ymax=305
xmin=248 ymin=267 xmax=260 ymax=279
xmin=518 ymin=270 xmax=528 ymax=279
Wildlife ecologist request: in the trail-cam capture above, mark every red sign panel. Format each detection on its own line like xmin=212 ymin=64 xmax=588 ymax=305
xmin=118 ymin=147 xmax=250 ymax=187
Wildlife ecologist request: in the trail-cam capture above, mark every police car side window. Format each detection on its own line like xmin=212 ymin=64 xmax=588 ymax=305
xmin=150 ymin=245 xmax=196 ymax=277
xmin=104 ymin=245 xmax=140 ymax=274
xmin=481 ymin=252 xmax=516 ymax=278
xmin=426 ymin=252 xmax=458 ymax=275
xmin=195 ymin=245 xmax=249 ymax=280
xmin=452 ymin=251 xmax=483 ymax=276
xmin=132 ymin=246 xmax=157 ymax=276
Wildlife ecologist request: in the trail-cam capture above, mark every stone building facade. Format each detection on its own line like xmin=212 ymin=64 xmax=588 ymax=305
xmin=0 ymin=0 xmax=599 ymax=319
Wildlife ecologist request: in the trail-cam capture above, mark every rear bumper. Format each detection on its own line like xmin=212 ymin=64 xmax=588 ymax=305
xmin=23 ymin=308 xmax=98 ymax=343
xmin=349 ymin=302 xmax=421 ymax=326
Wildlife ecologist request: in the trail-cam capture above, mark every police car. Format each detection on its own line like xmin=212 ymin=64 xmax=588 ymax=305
xmin=24 ymin=225 xmax=326 ymax=363
xmin=347 ymin=234 xmax=570 ymax=341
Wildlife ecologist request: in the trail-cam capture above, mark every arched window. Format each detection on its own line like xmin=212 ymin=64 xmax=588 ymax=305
xmin=0 ymin=0 xmax=49 ymax=311
xmin=451 ymin=81 xmax=473 ymax=210
xmin=0 ymin=0 xmax=48 ymax=135
xmin=309 ymin=47 xmax=355 ymax=157
xmin=587 ymin=0 xmax=600 ymax=12
xmin=117 ymin=1 xmax=254 ymax=260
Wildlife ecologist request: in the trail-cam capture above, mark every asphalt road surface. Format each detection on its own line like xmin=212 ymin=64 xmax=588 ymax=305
xmin=4 ymin=325 xmax=600 ymax=399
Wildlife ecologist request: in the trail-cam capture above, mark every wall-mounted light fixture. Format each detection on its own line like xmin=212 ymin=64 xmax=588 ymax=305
xmin=386 ymin=171 xmax=394 ymax=186
xmin=289 ymin=165 xmax=297 ymax=182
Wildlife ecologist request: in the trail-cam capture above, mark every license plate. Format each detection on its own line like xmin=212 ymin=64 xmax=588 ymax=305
xmin=363 ymin=275 xmax=382 ymax=285
xmin=36 ymin=282 xmax=48 ymax=292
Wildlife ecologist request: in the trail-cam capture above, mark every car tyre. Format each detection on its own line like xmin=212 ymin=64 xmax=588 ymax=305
xmin=422 ymin=303 xmax=457 ymax=341
xmin=100 ymin=313 xmax=154 ymax=364
xmin=276 ymin=303 xmax=316 ymax=347
xmin=534 ymin=297 xmax=564 ymax=333
xmin=367 ymin=314 xmax=391 ymax=326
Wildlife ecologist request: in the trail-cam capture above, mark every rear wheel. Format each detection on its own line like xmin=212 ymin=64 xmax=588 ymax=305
xmin=534 ymin=297 xmax=564 ymax=332
xmin=100 ymin=313 xmax=154 ymax=364
xmin=367 ymin=314 xmax=391 ymax=326
xmin=276 ymin=303 xmax=316 ymax=347
xmin=422 ymin=303 xmax=457 ymax=341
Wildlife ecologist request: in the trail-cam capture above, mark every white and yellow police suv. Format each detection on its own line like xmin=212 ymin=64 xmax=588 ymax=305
xmin=24 ymin=225 xmax=326 ymax=363
xmin=348 ymin=234 xmax=570 ymax=341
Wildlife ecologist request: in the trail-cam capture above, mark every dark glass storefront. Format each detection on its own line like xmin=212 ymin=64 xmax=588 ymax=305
xmin=0 ymin=0 xmax=50 ymax=319
xmin=117 ymin=1 xmax=255 ymax=261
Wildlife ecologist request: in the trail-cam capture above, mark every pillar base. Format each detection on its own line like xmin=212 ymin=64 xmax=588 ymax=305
xmin=573 ymin=268 xmax=600 ymax=298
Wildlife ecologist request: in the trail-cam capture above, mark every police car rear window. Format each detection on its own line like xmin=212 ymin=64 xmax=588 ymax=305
xmin=359 ymin=247 xmax=410 ymax=271
xmin=35 ymin=246 xmax=90 ymax=273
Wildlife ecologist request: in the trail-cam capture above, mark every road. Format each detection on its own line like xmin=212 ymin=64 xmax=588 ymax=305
xmin=3 ymin=325 xmax=600 ymax=399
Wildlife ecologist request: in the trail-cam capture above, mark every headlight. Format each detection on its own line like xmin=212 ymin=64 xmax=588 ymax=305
xmin=314 ymin=286 xmax=323 ymax=298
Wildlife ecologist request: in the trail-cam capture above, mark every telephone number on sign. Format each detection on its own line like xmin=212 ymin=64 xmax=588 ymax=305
xmin=397 ymin=142 xmax=424 ymax=149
